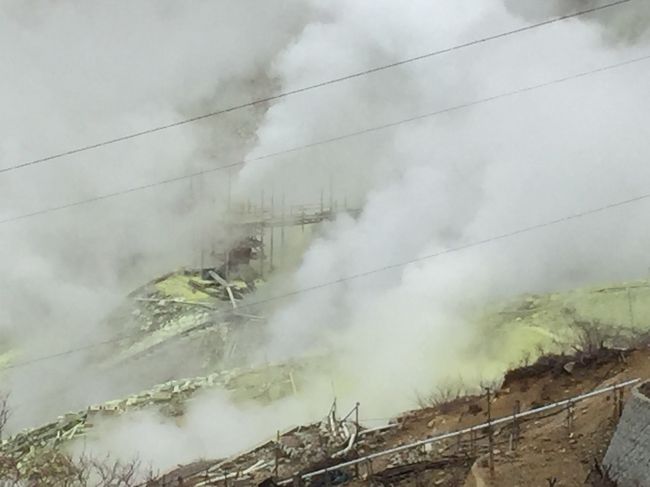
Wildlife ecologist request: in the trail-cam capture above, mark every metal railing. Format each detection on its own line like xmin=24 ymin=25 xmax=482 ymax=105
xmin=278 ymin=378 xmax=640 ymax=484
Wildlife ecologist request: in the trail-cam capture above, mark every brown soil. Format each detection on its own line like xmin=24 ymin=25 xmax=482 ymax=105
xmin=156 ymin=347 xmax=650 ymax=486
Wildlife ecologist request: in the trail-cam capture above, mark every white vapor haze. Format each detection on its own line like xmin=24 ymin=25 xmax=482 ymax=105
xmin=3 ymin=0 xmax=650 ymax=475
xmin=239 ymin=0 xmax=650 ymax=414
xmin=0 ymin=0 xmax=308 ymax=428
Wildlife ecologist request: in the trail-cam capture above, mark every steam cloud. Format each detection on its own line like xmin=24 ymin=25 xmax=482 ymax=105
xmin=240 ymin=0 xmax=650 ymax=413
xmin=0 ymin=0 xmax=307 ymax=428
xmin=2 ymin=0 xmax=650 ymax=475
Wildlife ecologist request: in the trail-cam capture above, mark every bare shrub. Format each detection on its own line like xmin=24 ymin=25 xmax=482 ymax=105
xmin=416 ymin=383 xmax=463 ymax=412
xmin=87 ymin=455 xmax=142 ymax=486
xmin=585 ymin=459 xmax=618 ymax=486
xmin=0 ymin=393 xmax=156 ymax=486
xmin=571 ymin=319 xmax=613 ymax=355
xmin=0 ymin=452 xmax=150 ymax=487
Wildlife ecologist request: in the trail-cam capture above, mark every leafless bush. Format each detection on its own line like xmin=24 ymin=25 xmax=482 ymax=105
xmin=0 ymin=444 xmax=152 ymax=486
xmin=0 ymin=392 xmax=156 ymax=486
xmin=585 ymin=459 xmax=618 ymax=486
xmin=571 ymin=319 xmax=612 ymax=355
xmin=0 ymin=451 xmax=152 ymax=487
xmin=559 ymin=307 xmax=619 ymax=356
xmin=86 ymin=455 xmax=144 ymax=486
xmin=416 ymin=383 xmax=464 ymax=412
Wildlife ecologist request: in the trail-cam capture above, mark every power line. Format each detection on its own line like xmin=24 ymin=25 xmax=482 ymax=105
xmin=0 ymin=0 xmax=638 ymax=176
xmin=4 ymin=188 xmax=650 ymax=372
xmin=2 ymin=51 xmax=650 ymax=226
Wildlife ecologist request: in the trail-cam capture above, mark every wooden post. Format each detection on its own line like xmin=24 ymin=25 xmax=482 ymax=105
xmin=619 ymin=387 xmax=625 ymax=417
xmin=511 ymin=400 xmax=521 ymax=451
xmin=329 ymin=174 xmax=334 ymax=217
xmin=281 ymin=193 xmax=286 ymax=263
xmin=227 ymin=168 xmax=232 ymax=212
xmin=225 ymin=240 xmax=230 ymax=282
xmin=366 ymin=459 xmax=374 ymax=478
xmin=259 ymin=224 xmax=265 ymax=279
xmin=354 ymin=402 xmax=360 ymax=479
xmin=627 ymin=287 xmax=635 ymax=327
xmin=486 ymin=388 xmax=495 ymax=476
xmin=270 ymin=192 xmax=275 ymax=271
xmin=470 ymin=428 xmax=477 ymax=457
xmin=566 ymin=400 xmax=575 ymax=437
xmin=414 ymin=465 xmax=422 ymax=487
xmin=275 ymin=430 xmax=280 ymax=479
xmin=614 ymin=387 xmax=625 ymax=419
xmin=259 ymin=190 xmax=265 ymax=279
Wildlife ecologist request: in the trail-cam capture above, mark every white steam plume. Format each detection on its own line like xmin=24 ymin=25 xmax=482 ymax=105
xmin=238 ymin=0 xmax=650 ymax=415
xmin=4 ymin=0 xmax=650 ymax=474
xmin=0 ymin=0 xmax=308 ymax=429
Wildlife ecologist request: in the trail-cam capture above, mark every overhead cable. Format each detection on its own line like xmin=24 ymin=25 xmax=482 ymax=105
xmin=0 ymin=0 xmax=637 ymax=175
xmin=2 ymin=51 xmax=650 ymax=226
xmin=4 ymin=187 xmax=650 ymax=370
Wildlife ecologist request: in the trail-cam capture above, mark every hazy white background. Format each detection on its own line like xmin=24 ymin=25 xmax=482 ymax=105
xmin=2 ymin=0 xmax=650 ymax=474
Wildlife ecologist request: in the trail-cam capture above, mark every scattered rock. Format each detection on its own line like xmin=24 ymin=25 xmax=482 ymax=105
xmin=563 ymin=361 xmax=577 ymax=374
xmin=468 ymin=404 xmax=483 ymax=415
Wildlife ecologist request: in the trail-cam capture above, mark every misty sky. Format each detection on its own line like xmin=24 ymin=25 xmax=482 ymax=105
xmin=1 ymin=0 xmax=650 ymax=472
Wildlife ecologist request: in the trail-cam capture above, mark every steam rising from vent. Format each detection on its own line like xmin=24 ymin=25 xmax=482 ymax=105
xmin=3 ymin=0 xmax=650 ymax=474
xmin=239 ymin=0 xmax=650 ymax=409
xmin=0 ymin=0 xmax=309 ymax=428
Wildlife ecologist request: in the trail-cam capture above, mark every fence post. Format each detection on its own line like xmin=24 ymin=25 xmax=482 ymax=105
xmin=613 ymin=386 xmax=625 ymax=419
xmin=566 ymin=400 xmax=575 ymax=437
xmin=367 ymin=459 xmax=374 ymax=478
xmin=414 ymin=464 xmax=422 ymax=487
xmin=511 ymin=400 xmax=521 ymax=451
xmin=470 ymin=428 xmax=477 ymax=457
xmin=354 ymin=402 xmax=360 ymax=479
xmin=275 ymin=430 xmax=280 ymax=479
xmin=486 ymin=388 xmax=495 ymax=476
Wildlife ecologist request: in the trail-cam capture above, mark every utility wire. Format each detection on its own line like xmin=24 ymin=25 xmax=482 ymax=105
xmin=2 ymin=51 xmax=650 ymax=226
xmin=4 ymin=188 xmax=650 ymax=372
xmin=0 ymin=0 xmax=638 ymax=176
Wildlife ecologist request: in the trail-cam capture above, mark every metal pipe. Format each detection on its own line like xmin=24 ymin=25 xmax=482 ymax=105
xmin=278 ymin=378 xmax=640 ymax=484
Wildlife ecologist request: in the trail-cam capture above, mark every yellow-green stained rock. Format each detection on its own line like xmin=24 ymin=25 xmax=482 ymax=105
xmin=155 ymin=273 xmax=213 ymax=302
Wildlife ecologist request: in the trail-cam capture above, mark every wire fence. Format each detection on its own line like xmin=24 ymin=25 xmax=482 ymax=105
xmin=277 ymin=378 xmax=640 ymax=484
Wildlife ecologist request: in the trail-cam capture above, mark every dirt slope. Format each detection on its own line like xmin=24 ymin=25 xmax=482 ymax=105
xmin=153 ymin=347 xmax=650 ymax=486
